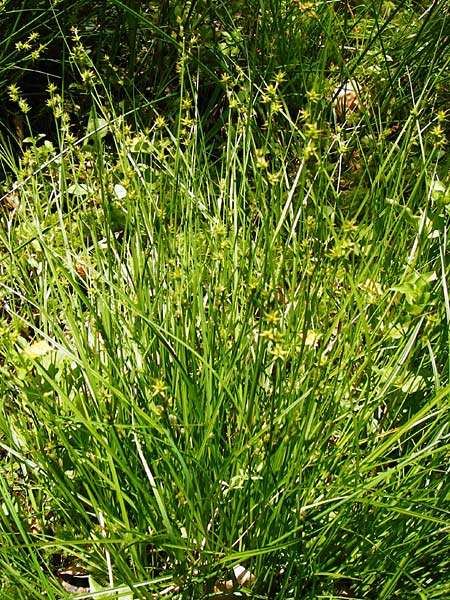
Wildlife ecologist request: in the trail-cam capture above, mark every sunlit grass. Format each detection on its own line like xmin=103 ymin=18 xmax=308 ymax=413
xmin=1 ymin=1 xmax=450 ymax=599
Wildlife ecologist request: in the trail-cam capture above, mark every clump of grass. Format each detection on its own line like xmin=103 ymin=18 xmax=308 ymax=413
xmin=1 ymin=1 xmax=450 ymax=599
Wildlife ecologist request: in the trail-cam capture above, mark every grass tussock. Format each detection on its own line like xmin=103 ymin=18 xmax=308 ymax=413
xmin=1 ymin=1 xmax=450 ymax=599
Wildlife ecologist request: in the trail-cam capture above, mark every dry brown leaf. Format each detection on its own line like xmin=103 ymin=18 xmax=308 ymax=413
xmin=334 ymin=80 xmax=361 ymax=120
xmin=213 ymin=564 xmax=256 ymax=594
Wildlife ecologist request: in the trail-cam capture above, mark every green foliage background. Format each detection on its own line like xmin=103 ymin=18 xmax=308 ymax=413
xmin=0 ymin=1 xmax=450 ymax=599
